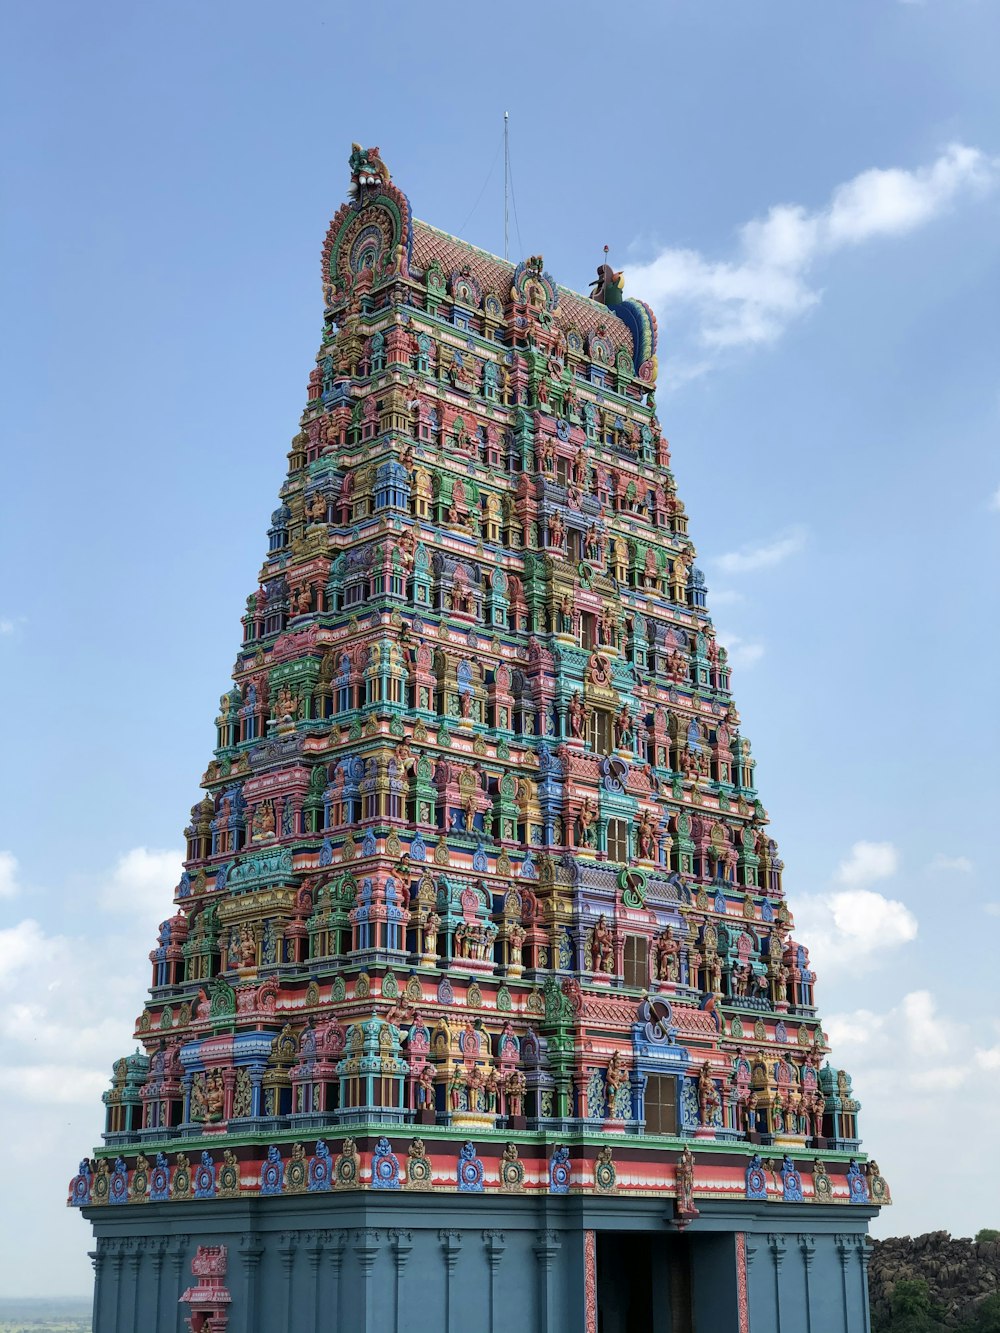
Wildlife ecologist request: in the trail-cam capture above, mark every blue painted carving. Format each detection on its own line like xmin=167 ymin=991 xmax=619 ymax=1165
xmin=456 ymin=1141 xmax=484 ymax=1193
xmin=371 ymin=1137 xmax=401 ymax=1190
xmin=549 ymin=1145 xmax=571 ymax=1194
xmin=149 ymin=1153 xmax=170 ymax=1202
xmin=308 ymin=1140 xmax=332 ymax=1192
xmin=260 ymin=1145 xmax=283 ymax=1195
xmin=745 ymin=1154 xmax=768 ymax=1201
xmin=847 ymin=1159 xmax=869 ymax=1204
xmin=781 ymin=1156 xmax=803 ymax=1202
xmin=193 ymin=1151 xmax=216 ymax=1200
xmin=109 ymin=1158 xmax=128 ymax=1205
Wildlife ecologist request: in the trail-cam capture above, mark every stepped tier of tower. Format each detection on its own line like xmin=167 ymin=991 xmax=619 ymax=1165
xmin=69 ymin=145 xmax=885 ymax=1223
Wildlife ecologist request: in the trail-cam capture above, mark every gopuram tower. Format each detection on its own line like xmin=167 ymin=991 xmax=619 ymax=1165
xmin=71 ymin=145 xmax=888 ymax=1333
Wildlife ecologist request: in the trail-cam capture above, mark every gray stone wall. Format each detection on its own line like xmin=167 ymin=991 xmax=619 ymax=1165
xmin=85 ymin=1194 xmax=874 ymax=1332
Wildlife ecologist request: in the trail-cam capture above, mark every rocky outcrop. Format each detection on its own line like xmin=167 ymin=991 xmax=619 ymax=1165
xmin=869 ymin=1232 xmax=1000 ymax=1328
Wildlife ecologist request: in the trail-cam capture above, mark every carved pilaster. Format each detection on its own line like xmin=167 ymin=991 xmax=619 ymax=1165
xmin=439 ymin=1229 xmax=462 ymax=1333
xmin=534 ymin=1229 xmax=562 ymax=1331
xmin=768 ymin=1233 xmax=787 ymax=1333
xmin=483 ymin=1230 xmax=506 ymax=1333
xmin=800 ymin=1235 xmax=815 ymax=1333
xmin=239 ymin=1232 xmax=264 ymax=1328
xmin=390 ymin=1229 xmax=414 ymax=1333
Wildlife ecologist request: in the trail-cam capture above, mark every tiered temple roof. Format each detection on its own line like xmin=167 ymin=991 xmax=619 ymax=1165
xmin=69 ymin=143 xmax=887 ymax=1222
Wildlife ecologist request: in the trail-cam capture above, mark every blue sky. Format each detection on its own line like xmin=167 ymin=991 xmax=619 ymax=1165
xmin=1 ymin=0 xmax=998 ymax=1297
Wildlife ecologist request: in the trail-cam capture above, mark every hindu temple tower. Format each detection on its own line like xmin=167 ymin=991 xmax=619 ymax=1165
xmin=70 ymin=144 xmax=888 ymax=1333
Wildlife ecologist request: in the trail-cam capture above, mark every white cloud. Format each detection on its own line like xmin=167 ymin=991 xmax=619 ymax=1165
xmin=985 ymin=903 xmax=1000 ymax=918
xmin=707 ymin=588 xmax=744 ymax=607
xmin=990 ymin=486 xmax=1000 ymax=512
xmin=715 ymin=630 xmax=765 ymax=670
xmin=99 ymin=846 xmax=183 ymax=922
xmin=713 ymin=527 xmax=807 ymax=576
xmin=627 ymin=143 xmax=999 ymax=367
xmin=813 ymin=986 xmax=1000 ymax=1240
xmin=793 ymin=886 xmax=917 ymax=975
xmin=834 ymin=839 xmax=899 ymax=887
xmin=0 ymin=850 xmax=20 ymax=899
xmin=927 ymin=854 xmax=973 ymax=875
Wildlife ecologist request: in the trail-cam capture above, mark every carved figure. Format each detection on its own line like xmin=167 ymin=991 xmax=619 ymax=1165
xmin=697 ymin=1061 xmax=719 ymax=1127
xmin=504 ymin=1069 xmax=526 ymax=1118
xmin=637 ymin=808 xmax=658 ymax=860
xmin=613 ymin=703 xmax=633 ymax=749
xmin=577 ymin=798 xmax=598 ymax=848
xmin=605 ymin=1051 xmax=629 ymax=1114
xmin=590 ymin=914 xmax=614 ymax=973
xmin=568 ymin=691 xmax=586 ymax=738
xmin=655 ymin=927 xmax=680 ymax=982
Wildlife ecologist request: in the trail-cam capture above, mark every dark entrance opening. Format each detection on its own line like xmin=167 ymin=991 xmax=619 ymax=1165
xmin=596 ymin=1231 xmax=693 ymax=1333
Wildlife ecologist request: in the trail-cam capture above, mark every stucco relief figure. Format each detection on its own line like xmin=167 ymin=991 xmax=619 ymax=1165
xmin=697 ymin=1061 xmax=720 ymax=1126
xmin=504 ymin=1069 xmax=526 ymax=1118
xmin=655 ymin=927 xmax=680 ymax=982
xmin=590 ymin=914 xmax=614 ymax=973
xmin=676 ymin=1145 xmax=696 ymax=1213
xmin=423 ymin=911 xmax=440 ymax=958
xmin=605 ymin=1051 xmax=629 ymax=1114
xmin=577 ymin=798 xmax=598 ymax=848
xmin=568 ymin=691 xmax=586 ymax=738
xmin=417 ymin=1063 xmax=435 ymax=1110
xmin=614 ymin=703 xmax=633 ymax=749
xmin=448 ymin=1066 xmax=465 ymax=1112
xmin=636 ymin=809 xmax=658 ymax=859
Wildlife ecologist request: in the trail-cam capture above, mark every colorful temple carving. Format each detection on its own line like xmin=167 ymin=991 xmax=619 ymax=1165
xmin=72 ymin=144 xmax=887 ymax=1333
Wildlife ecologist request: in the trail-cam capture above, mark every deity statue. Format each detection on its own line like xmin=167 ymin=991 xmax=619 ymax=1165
xmin=504 ymin=1069 xmax=526 ymax=1118
xmin=548 ymin=511 xmax=565 ymax=548
xmin=465 ymin=1064 xmax=485 ymax=1113
xmin=252 ymin=801 xmax=275 ymax=841
xmin=423 ymin=910 xmax=440 ymax=959
xmin=812 ymin=1092 xmax=826 ymax=1139
xmin=484 ymin=1066 xmax=501 ymax=1115
xmin=459 ymin=690 xmax=473 ymax=720
xmin=238 ymin=924 xmax=257 ymax=970
xmin=558 ymin=594 xmax=573 ymax=635
xmin=636 ymin=808 xmax=658 ymax=860
xmin=568 ymin=690 xmax=586 ymax=738
xmin=643 ymin=548 xmax=658 ymax=588
xmin=605 ymin=1050 xmax=629 ymax=1115
xmin=417 ymin=1063 xmax=436 ymax=1110
xmin=506 ymin=922 xmax=525 ymax=967
xmin=613 ymin=702 xmax=634 ymax=749
xmin=697 ymin=1061 xmax=720 ymax=1127
xmin=655 ymin=927 xmax=680 ymax=983
xmin=743 ymin=1091 xmax=759 ymax=1135
xmin=448 ymin=1066 xmax=466 ymax=1112
xmin=676 ymin=1145 xmax=696 ymax=1214
xmin=590 ymin=914 xmax=614 ymax=973
xmin=576 ymin=798 xmax=598 ymax=849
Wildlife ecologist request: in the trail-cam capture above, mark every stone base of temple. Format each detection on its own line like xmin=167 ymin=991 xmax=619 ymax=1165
xmin=84 ymin=1194 xmax=876 ymax=1333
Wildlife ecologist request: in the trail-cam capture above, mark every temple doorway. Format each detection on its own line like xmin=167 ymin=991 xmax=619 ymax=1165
xmin=596 ymin=1231 xmax=693 ymax=1333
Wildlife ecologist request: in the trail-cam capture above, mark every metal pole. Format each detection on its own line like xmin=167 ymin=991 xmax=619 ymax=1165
xmin=504 ymin=111 xmax=509 ymax=261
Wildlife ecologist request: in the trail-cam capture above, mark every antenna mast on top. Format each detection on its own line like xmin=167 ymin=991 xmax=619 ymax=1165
xmin=503 ymin=111 xmax=509 ymax=262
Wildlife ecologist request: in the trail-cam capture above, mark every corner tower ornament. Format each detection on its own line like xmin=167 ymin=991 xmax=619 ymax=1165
xmin=71 ymin=142 xmax=885 ymax=1333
